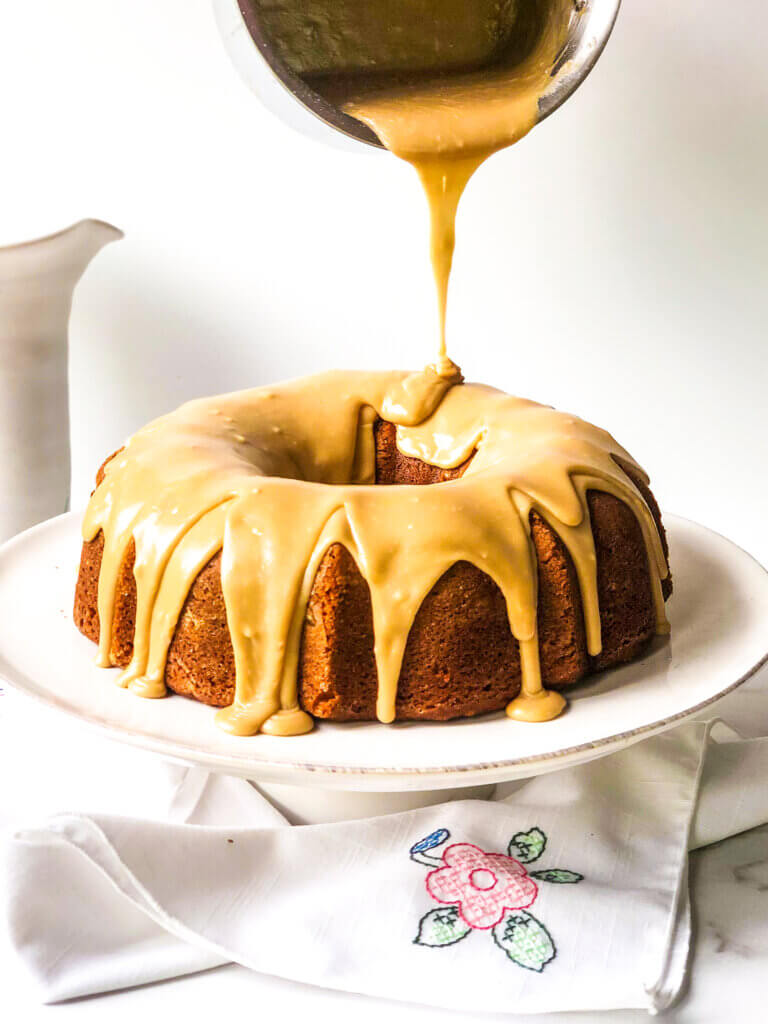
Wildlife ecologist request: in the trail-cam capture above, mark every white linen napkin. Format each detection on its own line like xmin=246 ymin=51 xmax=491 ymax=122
xmin=3 ymin=692 xmax=768 ymax=1015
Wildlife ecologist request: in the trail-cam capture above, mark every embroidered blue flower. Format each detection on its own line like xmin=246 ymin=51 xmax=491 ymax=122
xmin=409 ymin=828 xmax=450 ymax=855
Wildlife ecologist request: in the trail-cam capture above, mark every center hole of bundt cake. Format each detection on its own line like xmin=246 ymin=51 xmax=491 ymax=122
xmin=374 ymin=419 xmax=474 ymax=485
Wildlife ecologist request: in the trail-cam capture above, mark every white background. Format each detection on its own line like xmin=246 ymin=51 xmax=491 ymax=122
xmin=1 ymin=0 xmax=766 ymax=561
xmin=1 ymin=0 xmax=767 ymax=1021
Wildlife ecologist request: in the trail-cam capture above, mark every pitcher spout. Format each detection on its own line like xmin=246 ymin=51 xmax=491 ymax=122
xmin=61 ymin=218 xmax=124 ymax=267
xmin=38 ymin=218 xmax=123 ymax=282
xmin=0 ymin=218 xmax=123 ymax=284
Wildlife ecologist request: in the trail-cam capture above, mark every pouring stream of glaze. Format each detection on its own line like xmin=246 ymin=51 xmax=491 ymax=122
xmin=341 ymin=0 xmax=575 ymax=369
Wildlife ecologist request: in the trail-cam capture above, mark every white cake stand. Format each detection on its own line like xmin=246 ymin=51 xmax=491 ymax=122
xmin=0 ymin=512 xmax=766 ymax=823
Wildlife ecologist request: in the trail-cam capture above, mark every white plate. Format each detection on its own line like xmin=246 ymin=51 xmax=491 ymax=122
xmin=0 ymin=511 xmax=766 ymax=791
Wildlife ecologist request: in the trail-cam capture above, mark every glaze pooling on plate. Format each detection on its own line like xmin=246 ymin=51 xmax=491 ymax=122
xmin=82 ymin=367 xmax=669 ymax=736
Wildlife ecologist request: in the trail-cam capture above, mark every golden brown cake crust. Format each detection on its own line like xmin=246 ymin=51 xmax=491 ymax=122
xmin=73 ymin=419 xmax=671 ymax=721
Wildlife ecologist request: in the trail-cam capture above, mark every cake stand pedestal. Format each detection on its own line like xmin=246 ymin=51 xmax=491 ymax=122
xmin=256 ymin=780 xmax=497 ymax=824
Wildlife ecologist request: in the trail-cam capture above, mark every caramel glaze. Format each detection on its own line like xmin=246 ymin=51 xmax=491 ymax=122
xmin=83 ymin=366 xmax=669 ymax=735
xmin=341 ymin=0 xmax=576 ymax=370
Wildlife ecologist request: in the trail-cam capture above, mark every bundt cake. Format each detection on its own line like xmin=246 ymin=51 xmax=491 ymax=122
xmin=73 ymin=367 xmax=671 ymax=736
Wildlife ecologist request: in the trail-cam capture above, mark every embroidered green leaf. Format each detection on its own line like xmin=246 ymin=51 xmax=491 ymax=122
xmin=508 ymin=827 xmax=547 ymax=864
xmin=529 ymin=869 xmax=583 ymax=884
xmin=414 ymin=907 xmax=472 ymax=947
xmin=492 ymin=911 xmax=556 ymax=972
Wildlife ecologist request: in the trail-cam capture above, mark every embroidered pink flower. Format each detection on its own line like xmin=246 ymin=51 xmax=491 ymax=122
xmin=426 ymin=843 xmax=538 ymax=929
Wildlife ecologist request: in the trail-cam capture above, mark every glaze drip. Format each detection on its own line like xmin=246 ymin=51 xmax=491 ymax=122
xmin=83 ymin=369 xmax=669 ymax=735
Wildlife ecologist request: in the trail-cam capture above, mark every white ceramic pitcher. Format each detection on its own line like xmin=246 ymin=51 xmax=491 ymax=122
xmin=0 ymin=220 xmax=122 ymax=543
